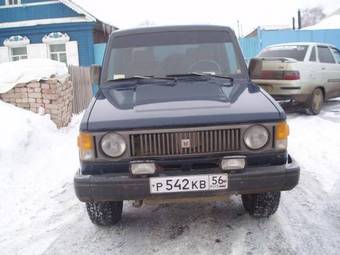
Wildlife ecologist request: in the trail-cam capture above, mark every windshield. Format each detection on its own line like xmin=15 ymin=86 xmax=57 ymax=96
xmin=258 ymin=45 xmax=308 ymax=61
xmin=105 ymin=31 xmax=243 ymax=81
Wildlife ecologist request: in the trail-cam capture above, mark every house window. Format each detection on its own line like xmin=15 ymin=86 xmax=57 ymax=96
xmin=43 ymin=32 xmax=70 ymax=64
xmin=49 ymin=44 xmax=67 ymax=64
xmin=11 ymin=47 xmax=27 ymax=61
xmin=6 ymin=0 xmax=21 ymax=5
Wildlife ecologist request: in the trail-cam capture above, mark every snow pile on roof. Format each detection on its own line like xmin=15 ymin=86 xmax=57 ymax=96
xmin=0 ymin=59 xmax=68 ymax=93
xmin=0 ymin=100 xmax=82 ymax=253
xmin=67 ymin=0 xmax=117 ymax=28
xmin=304 ymin=13 xmax=340 ymax=30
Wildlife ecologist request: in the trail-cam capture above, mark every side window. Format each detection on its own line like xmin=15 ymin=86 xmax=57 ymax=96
xmin=317 ymin=46 xmax=335 ymax=64
xmin=309 ymin=46 xmax=316 ymax=62
xmin=330 ymin=47 xmax=340 ymax=64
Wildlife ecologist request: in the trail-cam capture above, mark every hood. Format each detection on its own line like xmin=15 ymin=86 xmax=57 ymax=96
xmin=83 ymin=79 xmax=284 ymax=131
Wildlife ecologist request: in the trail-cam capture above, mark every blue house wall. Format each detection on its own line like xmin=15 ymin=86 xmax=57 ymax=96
xmin=22 ymin=0 xmax=56 ymax=3
xmin=0 ymin=22 xmax=96 ymax=66
xmin=0 ymin=3 xmax=79 ymax=23
xmin=0 ymin=0 xmax=104 ymax=66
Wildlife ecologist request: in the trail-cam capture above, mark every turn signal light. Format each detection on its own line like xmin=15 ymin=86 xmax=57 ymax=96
xmin=78 ymin=132 xmax=94 ymax=160
xmin=78 ymin=132 xmax=94 ymax=150
xmin=275 ymin=122 xmax=289 ymax=140
xmin=275 ymin=122 xmax=289 ymax=150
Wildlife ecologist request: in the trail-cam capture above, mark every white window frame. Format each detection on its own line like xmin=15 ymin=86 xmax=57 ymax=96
xmin=48 ymin=43 xmax=67 ymax=64
xmin=6 ymin=0 xmax=21 ymax=6
xmin=43 ymin=32 xmax=70 ymax=64
xmin=10 ymin=46 xmax=28 ymax=61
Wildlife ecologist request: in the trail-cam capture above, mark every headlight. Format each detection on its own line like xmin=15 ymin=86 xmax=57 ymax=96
xmin=243 ymin=125 xmax=269 ymax=150
xmin=101 ymin=133 xmax=126 ymax=157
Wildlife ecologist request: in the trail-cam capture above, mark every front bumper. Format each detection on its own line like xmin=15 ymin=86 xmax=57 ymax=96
xmin=74 ymin=156 xmax=300 ymax=202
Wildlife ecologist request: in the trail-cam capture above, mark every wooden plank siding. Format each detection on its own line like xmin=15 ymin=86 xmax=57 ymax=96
xmin=68 ymin=65 xmax=93 ymax=114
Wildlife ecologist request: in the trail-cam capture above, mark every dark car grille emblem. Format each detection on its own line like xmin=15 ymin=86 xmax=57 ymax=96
xmin=181 ymin=139 xmax=191 ymax=148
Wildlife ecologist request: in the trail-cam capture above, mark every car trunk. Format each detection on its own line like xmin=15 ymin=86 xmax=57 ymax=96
xmin=249 ymin=58 xmax=301 ymax=93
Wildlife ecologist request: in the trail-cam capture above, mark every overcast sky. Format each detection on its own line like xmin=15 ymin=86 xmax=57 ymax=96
xmin=73 ymin=0 xmax=339 ymax=35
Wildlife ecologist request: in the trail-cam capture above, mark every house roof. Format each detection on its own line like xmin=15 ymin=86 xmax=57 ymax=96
xmin=244 ymin=25 xmax=291 ymax=38
xmin=303 ymin=8 xmax=340 ymax=30
xmin=59 ymin=0 xmax=118 ymax=30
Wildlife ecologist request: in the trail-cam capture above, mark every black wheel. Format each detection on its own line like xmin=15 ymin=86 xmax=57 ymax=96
xmin=306 ymin=88 xmax=324 ymax=115
xmin=241 ymin=192 xmax=280 ymax=218
xmin=86 ymin=201 xmax=123 ymax=226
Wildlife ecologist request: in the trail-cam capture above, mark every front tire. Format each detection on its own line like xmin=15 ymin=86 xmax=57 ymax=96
xmin=86 ymin=201 xmax=123 ymax=226
xmin=306 ymin=88 xmax=324 ymax=115
xmin=241 ymin=192 xmax=280 ymax=218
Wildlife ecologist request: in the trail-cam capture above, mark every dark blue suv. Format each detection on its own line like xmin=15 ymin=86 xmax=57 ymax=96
xmin=74 ymin=25 xmax=300 ymax=226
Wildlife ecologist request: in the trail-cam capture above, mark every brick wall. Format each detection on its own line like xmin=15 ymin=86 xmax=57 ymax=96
xmin=0 ymin=78 xmax=73 ymax=128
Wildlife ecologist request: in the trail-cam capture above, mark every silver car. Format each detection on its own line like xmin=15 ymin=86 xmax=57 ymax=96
xmin=250 ymin=42 xmax=340 ymax=114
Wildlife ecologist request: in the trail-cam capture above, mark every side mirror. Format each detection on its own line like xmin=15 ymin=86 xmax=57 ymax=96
xmin=90 ymin=64 xmax=102 ymax=85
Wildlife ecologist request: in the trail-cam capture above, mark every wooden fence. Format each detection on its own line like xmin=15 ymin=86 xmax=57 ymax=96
xmin=68 ymin=65 xmax=93 ymax=114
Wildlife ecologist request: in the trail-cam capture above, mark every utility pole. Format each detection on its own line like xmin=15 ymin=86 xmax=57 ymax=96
xmin=298 ymin=9 xmax=302 ymax=29
xmin=237 ymin=20 xmax=241 ymax=38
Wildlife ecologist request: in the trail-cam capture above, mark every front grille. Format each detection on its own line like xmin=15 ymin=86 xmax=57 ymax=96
xmin=129 ymin=128 xmax=241 ymax=157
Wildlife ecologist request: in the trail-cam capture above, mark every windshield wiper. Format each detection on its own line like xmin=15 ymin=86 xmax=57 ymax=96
xmin=103 ymin=76 xmax=176 ymax=89
xmin=166 ymin=72 xmax=206 ymax=78
xmin=106 ymin=75 xmax=176 ymax=82
xmin=166 ymin=72 xmax=234 ymax=85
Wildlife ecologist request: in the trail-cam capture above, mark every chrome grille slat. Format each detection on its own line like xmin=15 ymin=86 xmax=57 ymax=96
xmin=130 ymin=127 xmax=241 ymax=157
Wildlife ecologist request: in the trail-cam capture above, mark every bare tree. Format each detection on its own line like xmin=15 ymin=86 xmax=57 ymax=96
xmin=301 ymin=6 xmax=326 ymax=27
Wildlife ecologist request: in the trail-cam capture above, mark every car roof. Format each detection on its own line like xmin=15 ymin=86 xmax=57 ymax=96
xmin=110 ymin=25 xmax=234 ymax=37
xmin=266 ymin=42 xmax=336 ymax=48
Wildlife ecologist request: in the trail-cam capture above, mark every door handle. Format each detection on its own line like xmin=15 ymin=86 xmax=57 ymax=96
xmin=321 ymin=67 xmax=326 ymax=70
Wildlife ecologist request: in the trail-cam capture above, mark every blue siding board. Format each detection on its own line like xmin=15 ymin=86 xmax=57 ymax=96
xmin=22 ymin=0 xmax=56 ymax=3
xmin=0 ymin=3 xmax=80 ymax=22
xmin=0 ymin=22 xmax=96 ymax=66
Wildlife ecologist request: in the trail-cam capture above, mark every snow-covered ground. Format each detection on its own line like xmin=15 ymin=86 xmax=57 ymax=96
xmin=1 ymin=99 xmax=340 ymax=255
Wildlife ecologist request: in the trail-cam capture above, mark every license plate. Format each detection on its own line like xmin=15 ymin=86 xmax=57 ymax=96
xmin=150 ymin=174 xmax=228 ymax=194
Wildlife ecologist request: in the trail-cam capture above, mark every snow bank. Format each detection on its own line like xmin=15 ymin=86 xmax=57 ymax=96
xmin=289 ymin=112 xmax=340 ymax=192
xmin=0 ymin=59 xmax=68 ymax=93
xmin=0 ymin=101 xmax=82 ymax=253
xmin=303 ymin=14 xmax=340 ymax=30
